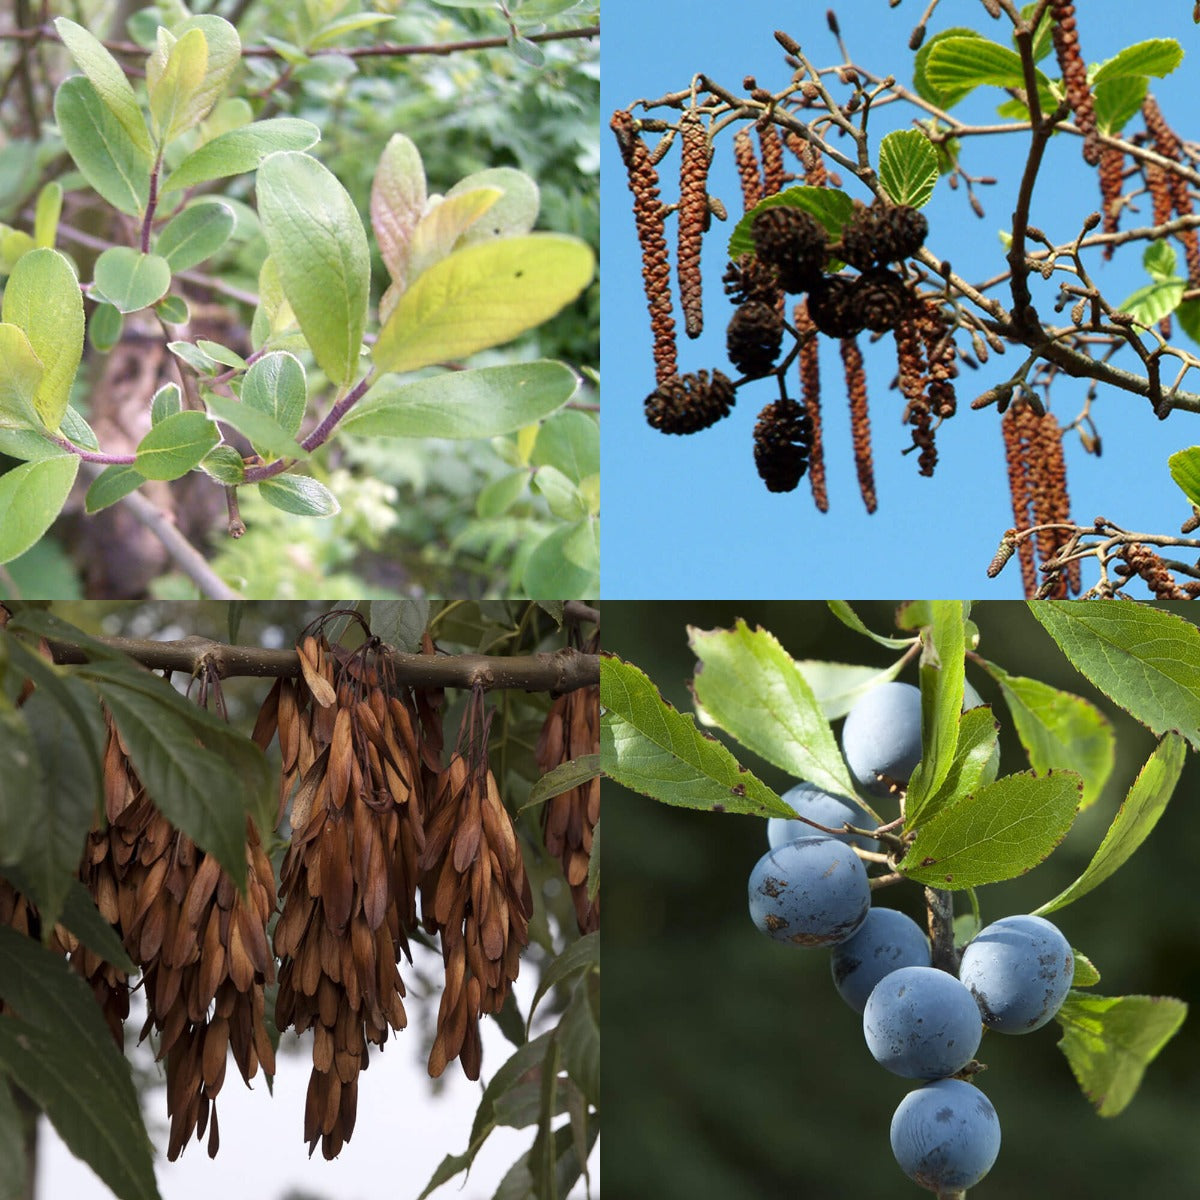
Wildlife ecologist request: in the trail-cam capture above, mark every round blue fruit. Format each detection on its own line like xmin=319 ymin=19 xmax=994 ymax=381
xmin=841 ymin=681 xmax=923 ymax=797
xmin=831 ymin=907 xmax=932 ymax=1014
xmin=890 ymin=1078 xmax=1001 ymax=1192
xmin=747 ymin=835 xmax=870 ymax=947
xmin=767 ymin=782 xmax=875 ymax=853
xmin=863 ymin=965 xmax=982 ymax=1079
xmin=958 ymin=913 xmax=1074 ymax=1033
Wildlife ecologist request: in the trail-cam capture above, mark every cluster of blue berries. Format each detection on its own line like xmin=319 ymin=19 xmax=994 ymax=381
xmin=748 ymin=682 xmax=1074 ymax=1193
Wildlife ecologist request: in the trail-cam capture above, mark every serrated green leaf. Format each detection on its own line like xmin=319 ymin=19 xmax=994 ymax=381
xmin=343 ymin=361 xmax=577 ymax=439
xmin=205 ymin=392 xmax=308 ymax=460
xmin=1037 ymin=733 xmax=1185 ymax=915
xmin=792 ymin=659 xmax=907 ymax=721
xmin=523 ymin=520 xmax=598 ymax=601
xmin=1092 ymin=38 xmax=1184 ymax=85
xmin=134 ymin=410 xmax=219 ymax=480
xmin=161 ymin=118 xmax=321 ymax=195
xmin=982 ymin=659 xmax=1114 ymax=809
xmin=257 ymin=151 xmax=370 ymax=386
xmin=372 ymin=235 xmax=593 ymax=375
xmin=93 ymin=248 xmax=172 ymax=314
xmin=83 ymin=464 xmax=146 ymax=514
xmin=914 ymin=27 xmax=985 ymax=108
xmin=371 ymin=598 xmax=429 ymax=652
xmin=54 ymin=76 xmax=151 ymax=217
xmin=155 ymin=200 xmax=235 ymax=271
xmin=0 ymin=709 xmax=40 ymax=867
xmin=877 ymin=129 xmax=939 ymax=209
xmin=0 ymin=456 xmax=79 ymax=563
xmin=0 ymin=324 xmax=45 ymax=432
xmin=1168 ymin=446 xmax=1200 ymax=508
xmin=33 ymin=182 xmax=62 ymax=250
xmin=1072 ymin=951 xmax=1101 ymax=988
xmin=88 ymin=302 xmax=123 ymax=353
xmin=1030 ymin=600 xmax=1200 ymax=748
xmin=522 ymin=755 xmax=600 ymax=812
xmin=2 ymin=248 xmax=84 ymax=430
xmin=1056 ymin=992 xmax=1186 ymax=1116
xmin=1118 ymin=278 xmax=1183 ymax=326
xmin=258 ymin=473 xmax=339 ymax=516
xmin=1094 ymin=75 xmax=1148 ymax=136
xmin=925 ymin=35 xmax=1055 ymax=111
xmin=728 ymin=187 xmax=853 ymax=260
xmin=240 ymin=351 xmax=306 ymax=439
xmin=902 ymin=770 xmax=1081 ymax=889
xmin=826 ymin=600 xmax=919 ymax=649
xmin=447 ymin=167 xmax=539 ymax=246
xmin=600 ymin=654 xmax=791 ymax=818
xmin=1144 ymin=239 xmax=1176 ymax=283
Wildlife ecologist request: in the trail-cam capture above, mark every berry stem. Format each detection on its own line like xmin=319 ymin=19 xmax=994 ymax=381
xmin=925 ymin=886 xmax=958 ymax=973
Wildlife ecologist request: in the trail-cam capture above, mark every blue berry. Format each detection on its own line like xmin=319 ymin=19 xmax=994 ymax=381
xmin=767 ymin=782 xmax=875 ymax=853
xmin=831 ymin=907 xmax=931 ymax=1014
xmin=841 ymin=681 xmax=923 ymax=797
xmin=890 ymin=1078 xmax=1001 ymax=1191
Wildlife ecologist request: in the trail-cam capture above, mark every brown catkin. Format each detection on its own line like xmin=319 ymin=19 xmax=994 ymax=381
xmin=1118 ymin=544 xmax=1188 ymax=598
xmin=759 ymin=122 xmax=785 ymax=197
xmin=611 ymin=109 xmax=677 ymax=385
xmin=1143 ymin=96 xmax=1200 ymax=285
xmin=678 ymin=112 xmax=712 ymax=339
xmin=841 ymin=336 xmax=877 ymax=514
xmin=795 ymin=302 xmax=827 ymax=512
xmin=733 ymin=128 xmax=763 ymax=212
xmin=1099 ymin=145 xmax=1125 ymax=259
xmin=1050 ymin=1 xmax=1100 ymax=164
xmin=1001 ymin=405 xmax=1039 ymax=597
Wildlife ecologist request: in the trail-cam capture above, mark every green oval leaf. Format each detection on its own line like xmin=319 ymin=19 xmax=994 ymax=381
xmin=877 ymin=129 xmax=939 ymax=209
xmin=258 ymin=473 xmax=340 ymax=516
xmin=54 ymin=76 xmax=151 ymax=217
xmin=373 ymin=233 xmax=593 ymax=375
xmin=134 ymin=410 xmax=219 ymax=479
xmin=522 ymin=518 xmax=599 ymax=600
xmin=342 ymin=360 xmax=578 ymax=439
xmin=155 ymin=199 xmax=235 ymax=270
xmin=476 ymin=469 xmax=528 ymax=518
xmin=161 ymin=117 xmax=321 ymax=195
xmin=446 ymin=167 xmax=540 ymax=245
xmin=85 ymin=463 xmax=147 ymax=513
xmin=34 ymin=181 xmax=62 ymax=249
xmin=88 ymin=301 xmax=123 ymax=352
xmin=0 ymin=456 xmax=79 ymax=563
xmin=150 ymin=382 xmax=182 ymax=424
xmin=199 ymin=444 xmax=246 ymax=484
xmin=155 ymin=293 xmax=189 ymax=324
xmin=93 ymin=247 xmax=172 ymax=313
xmin=204 ymin=390 xmax=308 ymax=460
xmin=240 ymin=350 xmax=306 ymax=438
xmin=0 ymin=323 xmax=45 ymax=431
xmin=257 ymin=151 xmax=370 ymax=385
xmin=531 ymin=409 xmax=598 ymax=483
xmin=2 ymin=247 xmax=85 ymax=430
xmin=728 ymin=186 xmax=854 ymax=260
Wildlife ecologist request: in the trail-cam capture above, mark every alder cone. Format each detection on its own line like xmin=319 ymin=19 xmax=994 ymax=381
xmin=753 ymin=396 xmax=812 ymax=493
xmin=644 ymin=369 xmax=736 ymax=435
xmin=726 ymin=300 xmax=783 ymax=377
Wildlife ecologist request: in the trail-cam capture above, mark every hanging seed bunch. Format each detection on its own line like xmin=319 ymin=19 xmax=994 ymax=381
xmin=841 ymin=334 xmax=877 ymax=513
xmin=418 ymin=685 xmax=533 ymax=1081
xmin=1049 ymin=0 xmax=1100 ymax=164
xmin=264 ymin=625 xmax=428 ymax=1159
xmin=678 ymin=110 xmax=713 ymax=339
xmin=795 ymin=301 xmax=828 ymax=512
xmin=535 ymin=629 xmax=601 ymax=935
xmin=644 ymin=368 xmax=736 ymax=435
xmin=753 ymin=395 xmax=813 ymax=492
xmin=1141 ymin=96 xmax=1200 ymax=285
xmin=85 ymin=695 xmax=276 ymax=1161
xmin=733 ymin=128 xmax=764 ymax=212
xmin=1098 ymin=145 xmax=1125 ymax=255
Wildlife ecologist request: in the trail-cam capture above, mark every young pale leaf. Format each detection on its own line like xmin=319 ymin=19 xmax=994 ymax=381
xmin=0 ymin=456 xmax=79 ymax=563
xmin=1056 ymin=993 xmax=1187 ymax=1117
xmin=170 ymin=14 xmax=240 ymax=133
xmin=827 ymin=600 xmax=919 ymax=649
xmin=53 ymin=17 xmax=152 ymax=153
xmin=134 ymin=410 xmax=219 ymax=480
xmin=406 ymin=188 xmax=502 ymax=284
xmin=93 ymin=248 xmax=172 ymax=313
xmin=2 ymin=248 xmax=84 ymax=430
xmin=84 ymin=464 xmax=147 ymax=513
xmin=196 ymin=339 xmax=245 ymax=370
xmin=59 ymin=406 xmax=98 ymax=452
xmin=728 ymin=187 xmax=855 ymax=259
xmin=161 ymin=118 xmax=321 ymax=194
xmin=204 ymin=391 xmax=308 ymax=460
xmin=877 ymin=129 xmax=939 ymax=209
xmin=148 ymin=26 xmax=208 ymax=143
xmin=924 ymin=35 xmax=1055 ymax=111
xmin=1093 ymin=75 xmax=1147 ymax=135
xmin=1167 ymin=446 xmax=1200 ymax=508
xmin=792 ymin=659 xmax=906 ymax=721
xmin=522 ymin=519 xmax=598 ymax=601
xmin=342 ymin=360 xmax=577 ymax=439
xmin=600 ymin=654 xmax=792 ymax=818
xmin=687 ymin=621 xmax=862 ymax=804
xmin=155 ymin=200 xmax=235 ymax=271
xmin=1144 ymin=239 xmax=1177 ymax=283
xmin=1036 ymin=733 xmax=1186 ymax=915
xmin=34 ymin=181 xmax=62 ymax=249
xmin=1029 ymin=601 xmax=1200 ymax=748
xmin=1072 ymin=953 xmax=1101 ymax=988
xmin=240 ymin=350 xmax=307 ymax=438
xmin=257 ymin=151 xmax=370 ymax=385
xmin=0 ymin=323 xmax=44 ymax=431
xmin=258 ymin=473 xmax=340 ymax=517
xmin=913 ymin=27 xmax=985 ymax=108
xmin=370 ymin=132 xmax=427 ymax=286
xmin=1092 ymin=38 xmax=1184 ymax=85
xmin=54 ymin=77 xmax=151 ymax=217
xmin=1118 ymin=278 xmax=1183 ymax=327
xmin=446 ymin=167 xmax=540 ymax=246
xmin=374 ymin=234 xmax=593 ymax=375
xmin=982 ymin=659 xmax=1114 ymax=809
xmin=902 ymin=769 xmax=1081 ymax=889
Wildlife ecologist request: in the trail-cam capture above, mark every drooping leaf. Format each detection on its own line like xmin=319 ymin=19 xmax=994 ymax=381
xmin=0 ymin=456 xmax=79 ymax=563
xmin=0 ymin=323 xmax=44 ymax=431
xmin=1036 ymin=733 xmax=1186 ymax=915
xmin=370 ymin=132 xmax=427 ymax=288
xmin=525 ymin=932 xmax=598 ymax=1030
xmin=256 ymin=151 xmax=370 ymax=385
xmin=521 ymin=755 xmax=600 ymax=813
xmin=558 ymin=974 xmax=599 ymax=1107
xmin=826 ymin=600 xmax=919 ymax=649
xmin=0 ymin=1076 xmax=27 ymax=1200
xmin=791 ymin=659 xmax=907 ymax=721
xmin=372 ymin=234 xmax=593 ymax=375
xmin=148 ymin=26 xmax=209 ymax=143
xmin=161 ymin=118 xmax=321 ymax=195
xmin=93 ymin=248 xmax=172 ymax=314
xmin=982 ymin=659 xmax=1114 ymax=809
xmin=600 ymin=654 xmax=792 ymax=818
xmin=1029 ymin=601 xmax=1200 ymax=748
xmin=447 ymin=167 xmax=540 ymax=246
xmin=33 ymin=182 xmax=62 ymax=249
xmin=257 ymin=473 xmax=340 ymax=517
xmin=1056 ymin=992 xmax=1187 ymax=1117
xmin=877 ymin=129 xmax=939 ymax=209
xmin=2 ymin=248 xmax=85 ymax=430
xmin=728 ymin=187 xmax=855 ymax=260
xmin=901 ymin=770 xmax=1081 ymax=889
xmin=84 ymin=464 xmax=147 ymax=513
xmin=134 ymin=410 xmax=220 ymax=480
xmin=342 ymin=361 xmax=577 ymax=439
xmin=155 ymin=200 xmax=235 ymax=271
xmin=239 ymin=351 xmax=307 ymax=439
xmin=204 ymin=391 xmax=308 ymax=460
xmin=54 ymin=76 xmax=151 ymax=217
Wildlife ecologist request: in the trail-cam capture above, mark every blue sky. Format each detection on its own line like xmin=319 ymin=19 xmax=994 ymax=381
xmin=602 ymin=0 xmax=1200 ymax=598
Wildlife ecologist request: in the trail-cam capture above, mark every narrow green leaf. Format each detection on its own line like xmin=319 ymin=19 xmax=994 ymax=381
xmin=877 ymin=129 xmax=939 ymax=209
xmin=53 ymin=17 xmax=152 ymax=153
xmin=902 ymin=770 xmax=1082 ymax=889
xmin=586 ymin=818 xmax=599 ymax=903
xmin=2 ymin=248 xmax=84 ymax=430
xmin=826 ymin=600 xmax=919 ymax=649
xmin=525 ymin=932 xmax=598 ymax=1030
xmin=60 ymin=405 xmax=98 ymax=452
xmin=522 ymin=519 xmax=598 ymax=601
xmin=148 ymin=26 xmax=208 ymax=143
xmin=84 ymin=464 xmax=146 ymax=513
xmin=1056 ymin=993 xmax=1187 ymax=1117
xmin=54 ymin=76 xmax=151 ymax=217
xmin=522 ymin=756 xmax=600 ymax=811
xmin=447 ymin=167 xmax=540 ymax=246
xmin=168 ymin=339 xmax=221 ymax=376
xmin=558 ymin=974 xmax=599 ymax=1106
xmin=195 ymin=340 xmax=245 ymax=370
xmin=205 ymin=391 xmax=307 ymax=460
xmin=917 ymin=705 xmax=1001 ymax=821
xmin=0 ymin=709 xmax=40 ymax=867
xmin=493 ymin=1120 xmax=597 ymax=1200
xmin=913 ymin=27 xmax=984 ymax=108
xmin=688 ymin=619 xmax=861 ymax=802
xmin=59 ymin=877 xmax=137 ymax=974
xmin=1118 ymin=278 xmax=1183 ymax=327
xmin=0 ymin=324 xmax=45 ymax=432
xmin=161 ymin=118 xmax=321 ymax=195
xmin=599 ymin=654 xmax=793 ymax=818
xmin=239 ymin=351 xmax=306 ymax=438
xmin=1036 ymin=733 xmax=1186 ymax=915
xmin=309 ymin=11 xmax=396 ymax=48
xmin=982 ymin=659 xmax=1114 ymax=809
xmin=343 ymin=361 xmax=577 ymax=440
xmin=370 ymin=132 xmax=427 ymax=289
xmin=1092 ymin=38 xmax=1184 ymax=85
xmin=33 ymin=182 xmax=62 ymax=249
xmin=256 ymin=151 xmax=370 ymax=386
xmin=372 ymin=234 xmax=593 ymax=375
xmin=1029 ymin=600 xmax=1200 ymax=748
xmin=530 ymin=1036 xmax=559 ymax=1197
xmin=0 ymin=456 xmax=79 ymax=563
xmin=88 ymin=302 xmax=123 ymax=353
xmin=257 ymin=473 xmax=339 ymax=517
xmin=134 ymin=410 xmax=219 ymax=480
xmin=0 ymin=1076 xmax=28 ymax=1200
xmin=155 ymin=200 xmax=235 ymax=271
xmin=727 ymin=186 xmax=854 ymax=260
xmin=1168 ymin=446 xmax=1200 ymax=508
